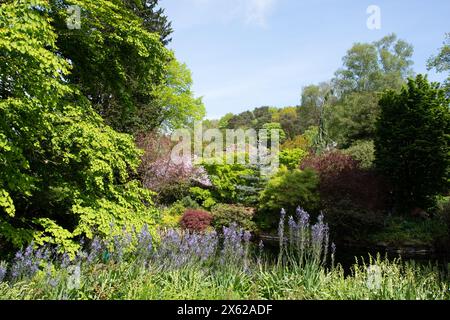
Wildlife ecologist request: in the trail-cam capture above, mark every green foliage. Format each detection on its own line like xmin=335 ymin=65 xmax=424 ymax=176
xmin=258 ymin=167 xmax=320 ymax=230
xmin=123 ymin=0 xmax=173 ymax=45
xmin=369 ymin=215 xmax=448 ymax=246
xmin=226 ymin=106 xmax=276 ymax=130
xmin=47 ymin=0 xmax=171 ymax=134
xmin=154 ymin=59 xmax=205 ymax=131
xmin=211 ymin=204 xmax=256 ymax=232
xmin=279 ymin=148 xmax=308 ymax=170
xmin=160 ymin=197 xmax=201 ymax=228
xmin=272 ymin=106 xmax=302 ymax=140
xmin=201 ymin=162 xmax=254 ymax=204
xmin=0 ymin=249 xmax=447 ymax=300
xmin=428 ymin=33 xmax=450 ymax=97
xmin=327 ymin=92 xmax=380 ymax=148
xmin=0 ymin=1 xmax=158 ymax=252
xmin=375 ymin=75 xmax=450 ymax=212
xmin=261 ymin=122 xmax=286 ymax=144
xmin=46 ymin=0 xmax=202 ymax=135
xmin=218 ymin=113 xmax=234 ymax=129
xmin=299 ymin=83 xmax=334 ymax=133
xmin=189 ymin=187 xmax=216 ymax=210
xmin=343 ymin=140 xmax=375 ymax=169
xmin=333 ymin=34 xmax=414 ymax=95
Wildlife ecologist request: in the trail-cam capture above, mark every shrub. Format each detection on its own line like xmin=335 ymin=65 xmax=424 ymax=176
xmin=180 ymin=210 xmax=213 ymax=232
xmin=189 ymin=187 xmax=217 ymax=210
xmin=343 ymin=140 xmax=375 ymax=169
xmin=137 ymin=132 xmax=211 ymax=205
xmin=201 ymin=161 xmax=254 ymax=204
xmin=301 ymin=150 xmax=389 ymax=212
xmin=199 ymin=158 xmax=267 ymax=206
xmin=301 ymin=151 xmax=389 ymax=241
xmin=279 ymin=148 xmax=308 ymax=170
xmin=257 ymin=167 xmax=320 ymax=230
xmin=301 ymin=150 xmax=358 ymax=179
xmin=160 ymin=197 xmax=201 ymax=229
xmin=211 ymin=204 xmax=257 ymax=232
xmin=436 ymin=197 xmax=450 ymax=242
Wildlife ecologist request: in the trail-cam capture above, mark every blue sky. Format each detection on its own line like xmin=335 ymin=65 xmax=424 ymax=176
xmin=163 ymin=0 xmax=450 ymax=119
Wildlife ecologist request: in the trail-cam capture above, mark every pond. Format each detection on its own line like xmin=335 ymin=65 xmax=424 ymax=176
xmin=257 ymin=236 xmax=450 ymax=276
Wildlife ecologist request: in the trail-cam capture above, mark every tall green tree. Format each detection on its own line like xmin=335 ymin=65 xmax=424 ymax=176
xmin=276 ymin=106 xmax=301 ymax=140
xmin=333 ymin=34 xmax=414 ymax=95
xmin=327 ymin=91 xmax=380 ymax=148
xmin=48 ymin=0 xmax=171 ymax=134
xmin=298 ymin=82 xmax=334 ymax=133
xmin=0 ymin=0 xmax=158 ymax=252
xmin=124 ymin=0 xmax=173 ymax=45
xmin=154 ymin=59 xmax=205 ymax=131
xmin=375 ymin=75 xmax=450 ymax=212
xmin=428 ymin=33 xmax=450 ymax=97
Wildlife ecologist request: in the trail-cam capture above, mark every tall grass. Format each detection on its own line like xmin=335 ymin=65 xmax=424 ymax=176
xmin=0 ymin=208 xmax=448 ymax=300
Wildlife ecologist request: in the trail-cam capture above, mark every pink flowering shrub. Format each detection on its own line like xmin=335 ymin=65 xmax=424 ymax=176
xmin=136 ymin=132 xmax=211 ymax=203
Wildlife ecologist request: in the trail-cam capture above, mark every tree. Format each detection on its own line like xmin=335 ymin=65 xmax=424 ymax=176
xmin=262 ymin=122 xmax=287 ymax=145
xmin=226 ymin=106 xmax=275 ymax=130
xmin=154 ymin=59 xmax=205 ymax=131
xmin=375 ymin=75 xmax=450 ymax=212
xmin=327 ymin=91 xmax=380 ymax=148
xmin=298 ymin=83 xmax=333 ymax=132
xmin=0 ymin=0 xmax=158 ymax=253
xmin=277 ymin=106 xmax=301 ymax=140
xmin=124 ymin=0 xmax=173 ymax=45
xmin=227 ymin=111 xmax=254 ymax=129
xmin=48 ymin=0 xmax=172 ymax=134
xmin=218 ymin=113 xmax=234 ymax=129
xmin=428 ymin=33 xmax=450 ymax=97
xmin=333 ymin=34 xmax=414 ymax=95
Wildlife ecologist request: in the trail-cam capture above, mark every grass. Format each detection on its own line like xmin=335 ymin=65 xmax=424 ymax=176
xmin=0 ymin=209 xmax=448 ymax=300
xmin=0 ymin=254 xmax=448 ymax=300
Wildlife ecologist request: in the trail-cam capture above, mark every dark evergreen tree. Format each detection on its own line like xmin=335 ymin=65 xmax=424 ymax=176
xmin=375 ymin=75 xmax=450 ymax=212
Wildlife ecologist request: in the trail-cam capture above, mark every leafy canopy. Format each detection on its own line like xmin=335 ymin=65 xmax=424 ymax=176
xmin=375 ymin=75 xmax=450 ymax=212
xmin=0 ymin=0 xmax=159 ymax=253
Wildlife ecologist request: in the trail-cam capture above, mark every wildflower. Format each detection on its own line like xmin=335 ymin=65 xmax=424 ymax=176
xmin=288 ymin=216 xmax=297 ymax=230
xmin=87 ymin=237 xmax=103 ymax=264
xmin=10 ymin=244 xmax=41 ymax=281
xmin=296 ymin=206 xmax=310 ymax=228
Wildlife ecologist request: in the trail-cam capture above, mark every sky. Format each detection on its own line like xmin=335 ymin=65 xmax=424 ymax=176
xmin=163 ymin=0 xmax=450 ymax=119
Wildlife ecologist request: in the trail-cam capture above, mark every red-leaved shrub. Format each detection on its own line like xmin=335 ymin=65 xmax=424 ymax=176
xmin=301 ymin=151 xmax=389 ymax=211
xmin=180 ymin=209 xmax=213 ymax=232
xmin=301 ymin=151 xmax=389 ymax=241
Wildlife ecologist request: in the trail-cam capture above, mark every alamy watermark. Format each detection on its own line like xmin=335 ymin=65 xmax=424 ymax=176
xmin=366 ymin=265 xmax=382 ymax=290
xmin=170 ymin=122 xmax=280 ymax=176
xmin=367 ymin=5 xmax=381 ymax=30
xmin=67 ymin=265 xmax=81 ymax=290
xmin=67 ymin=5 xmax=81 ymax=30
